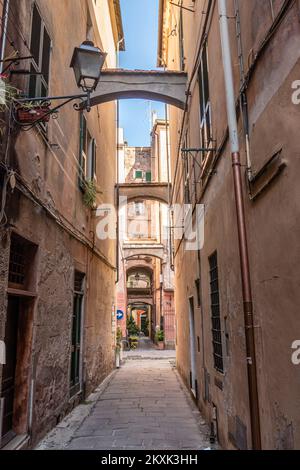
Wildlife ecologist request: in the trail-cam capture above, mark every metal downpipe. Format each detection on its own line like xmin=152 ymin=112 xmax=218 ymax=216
xmin=218 ymin=0 xmax=261 ymax=450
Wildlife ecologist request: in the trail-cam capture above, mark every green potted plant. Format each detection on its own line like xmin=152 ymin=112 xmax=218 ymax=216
xmin=0 ymin=75 xmax=19 ymax=135
xmin=126 ymin=315 xmax=140 ymax=336
xmin=15 ymin=100 xmax=51 ymax=124
xmin=155 ymin=329 xmax=165 ymax=350
xmin=83 ymin=179 xmax=97 ymax=209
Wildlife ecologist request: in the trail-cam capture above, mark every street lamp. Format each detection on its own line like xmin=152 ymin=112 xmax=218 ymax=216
xmin=12 ymin=40 xmax=107 ymax=128
xmin=70 ymin=40 xmax=107 ymax=94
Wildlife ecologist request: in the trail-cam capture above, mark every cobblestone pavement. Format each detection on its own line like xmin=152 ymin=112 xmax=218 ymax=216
xmin=37 ymin=358 xmax=213 ymax=450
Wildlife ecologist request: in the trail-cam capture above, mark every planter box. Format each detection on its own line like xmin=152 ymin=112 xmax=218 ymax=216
xmin=17 ymin=106 xmax=51 ymax=124
xmin=156 ymin=341 xmax=165 ymax=350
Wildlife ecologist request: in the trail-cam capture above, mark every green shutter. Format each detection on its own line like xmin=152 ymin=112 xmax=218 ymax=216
xmin=135 ymin=170 xmax=142 ymax=179
xmin=146 ymin=171 xmax=152 ymax=182
xmin=91 ymin=139 xmax=97 ymax=180
xmin=78 ymin=113 xmax=85 ymax=189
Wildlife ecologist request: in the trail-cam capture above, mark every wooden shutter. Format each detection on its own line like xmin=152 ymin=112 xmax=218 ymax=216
xmin=78 ymin=113 xmax=86 ymax=189
xmin=91 ymin=139 xmax=97 ymax=181
xmin=41 ymin=28 xmax=51 ymax=86
xmin=30 ymin=5 xmax=41 ymax=66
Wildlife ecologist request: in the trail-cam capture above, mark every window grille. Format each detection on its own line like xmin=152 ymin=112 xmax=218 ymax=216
xmin=209 ymin=251 xmax=224 ymax=373
xmin=9 ymin=237 xmax=26 ymax=286
xmin=70 ymin=271 xmax=85 ymax=395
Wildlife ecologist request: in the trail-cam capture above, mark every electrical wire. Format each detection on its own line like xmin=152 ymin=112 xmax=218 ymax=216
xmin=0 ymin=165 xmax=15 ymax=227
xmin=0 ymin=0 xmax=31 ymax=53
xmin=170 ymin=0 xmax=214 ymax=205
xmin=0 ymin=159 xmax=116 ymax=270
xmin=0 ymin=1 xmax=19 ymax=56
xmin=0 ymin=0 xmax=115 ymax=267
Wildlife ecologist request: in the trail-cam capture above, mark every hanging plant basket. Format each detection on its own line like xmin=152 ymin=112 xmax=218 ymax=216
xmin=16 ymin=104 xmax=51 ymax=124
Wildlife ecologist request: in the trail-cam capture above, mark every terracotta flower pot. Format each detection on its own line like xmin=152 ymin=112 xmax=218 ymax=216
xmin=156 ymin=341 xmax=165 ymax=350
xmin=17 ymin=106 xmax=51 ymax=124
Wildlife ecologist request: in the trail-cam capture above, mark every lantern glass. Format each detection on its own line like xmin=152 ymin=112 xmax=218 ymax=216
xmin=70 ymin=41 xmax=107 ymax=92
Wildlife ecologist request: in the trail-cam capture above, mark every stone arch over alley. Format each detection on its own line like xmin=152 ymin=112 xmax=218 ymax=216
xmin=118 ymin=182 xmax=171 ymax=206
xmin=123 ymin=246 xmax=166 ymax=262
xmin=90 ymin=69 xmax=188 ymax=110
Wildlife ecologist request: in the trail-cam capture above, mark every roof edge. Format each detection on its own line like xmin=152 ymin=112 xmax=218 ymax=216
xmin=108 ymin=0 xmax=125 ymax=51
xmin=157 ymin=0 xmax=165 ymax=67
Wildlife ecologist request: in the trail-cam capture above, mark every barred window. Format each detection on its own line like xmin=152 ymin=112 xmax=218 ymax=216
xmin=70 ymin=271 xmax=85 ymax=395
xmin=9 ymin=237 xmax=26 ymax=286
xmin=209 ymin=251 xmax=224 ymax=373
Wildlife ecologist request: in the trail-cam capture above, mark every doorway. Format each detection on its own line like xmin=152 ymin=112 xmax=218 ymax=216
xmin=1 ymin=297 xmax=19 ymax=446
xmin=188 ymin=297 xmax=197 ymax=397
xmin=0 ymin=295 xmax=34 ymax=448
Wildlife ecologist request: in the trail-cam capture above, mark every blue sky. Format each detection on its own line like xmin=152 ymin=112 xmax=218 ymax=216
xmin=119 ymin=0 xmax=165 ymax=146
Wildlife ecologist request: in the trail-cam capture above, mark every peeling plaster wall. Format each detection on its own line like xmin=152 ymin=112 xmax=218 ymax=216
xmin=0 ymin=0 xmax=117 ymax=447
xmin=0 ymin=230 xmax=10 ymax=388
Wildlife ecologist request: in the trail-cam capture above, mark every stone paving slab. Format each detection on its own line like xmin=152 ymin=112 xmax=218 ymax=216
xmin=36 ymin=358 xmax=216 ymax=450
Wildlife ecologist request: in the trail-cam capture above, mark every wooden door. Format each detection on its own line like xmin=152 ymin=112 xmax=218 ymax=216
xmin=1 ymin=296 xmax=19 ymax=445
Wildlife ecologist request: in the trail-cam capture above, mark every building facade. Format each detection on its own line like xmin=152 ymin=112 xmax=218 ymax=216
xmin=158 ymin=0 xmax=300 ymax=449
xmin=117 ymin=120 xmax=175 ymax=347
xmin=0 ymin=0 xmax=124 ymax=448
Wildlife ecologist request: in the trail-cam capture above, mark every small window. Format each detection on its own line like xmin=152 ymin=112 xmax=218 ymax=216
xmin=9 ymin=238 xmax=26 ymax=287
xmin=209 ymin=251 xmax=224 ymax=373
xmin=145 ymin=171 xmax=152 ymax=182
xmin=135 ymin=170 xmax=142 ymax=179
xmin=29 ymin=4 xmax=51 ymax=98
xmin=8 ymin=233 xmax=37 ymax=290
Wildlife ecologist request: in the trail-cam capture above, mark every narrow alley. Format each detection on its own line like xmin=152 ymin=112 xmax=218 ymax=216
xmin=0 ymin=0 xmax=300 ymax=459
xmin=36 ymin=347 xmax=212 ymax=451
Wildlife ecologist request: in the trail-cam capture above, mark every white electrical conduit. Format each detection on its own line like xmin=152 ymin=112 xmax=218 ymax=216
xmin=0 ymin=0 xmax=10 ymax=74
